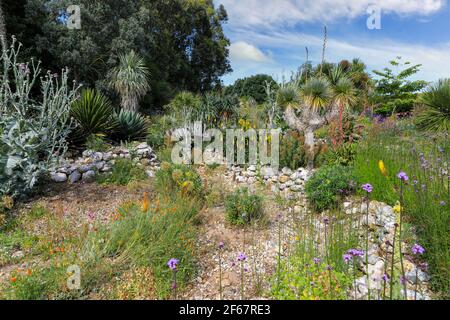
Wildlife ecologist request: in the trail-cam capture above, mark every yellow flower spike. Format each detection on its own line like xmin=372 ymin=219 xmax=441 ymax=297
xmin=378 ymin=160 xmax=388 ymax=177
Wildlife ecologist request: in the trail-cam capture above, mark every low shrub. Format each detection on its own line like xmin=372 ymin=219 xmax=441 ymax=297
xmin=155 ymin=162 xmax=204 ymax=200
xmin=271 ymin=255 xmax=352 ymax=300
xmin=305 ymin=165 xmax=356 ymax=212
xmin=279 ymin=130 xmax=306 ymax=170
xmin=70 ymin=89 xmax=116 ymax=145
xmin=353 ymin=129 xmax=449 ymax=295
xmin=225 ymin=188 xmax=264 ymax=225
xmin=85 ymin=134 xmax=110 ymax=152
xmin=97 ymin=158 xmax=147 ymax=186
xmin=111 ymin=110 xmax=149 ymax=142
xmin=82 ymin=196 xmax=200 ymax=298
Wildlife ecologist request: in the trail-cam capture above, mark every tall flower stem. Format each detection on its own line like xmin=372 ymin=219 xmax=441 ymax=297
xmin=389 ymin=224 xmax=398 ymax=300
xmin=365 ymin=196 xmax=371 ymax=300
xmin=399 ymin=182 xmax=407 ymax=299
xmin=219 ymin=248 xmax=223 ymax=299
xmin=240 ymin=260 xmax=244 ymax=300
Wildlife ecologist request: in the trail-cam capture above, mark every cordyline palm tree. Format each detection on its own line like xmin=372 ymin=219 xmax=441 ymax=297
xmin=108 ymin=50 xmax=150 ymax=112
xmin=333 ymin=75 xmax=357 ymax=144
xmin=415 ymin=79 xmax=450 ymax=132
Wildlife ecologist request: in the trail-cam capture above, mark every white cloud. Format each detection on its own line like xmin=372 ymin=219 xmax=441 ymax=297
xmin=218 ymin=0 xmax=445 ymax=26
xmin=223 ymin=28 xmax=450 ymax=84
xmin=229 ymin=41 xmax=271 ymax=62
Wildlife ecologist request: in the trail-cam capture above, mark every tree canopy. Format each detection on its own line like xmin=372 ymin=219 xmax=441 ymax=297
xmin=3 ymin=0 xmax=232 ymax=109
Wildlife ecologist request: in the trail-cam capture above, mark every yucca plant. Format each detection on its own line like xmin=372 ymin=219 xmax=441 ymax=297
xmin=70 ymin=89 xmax=117 ymax=144
xmin=112 ymin=110 xmax=149 ymax=142
xmin=415 ymin=79 xmax=450 ymax=132
xmin=301 ymin=77 xmax=333 ymax=112
xmin=278 ymin=77 xmax=340 ymax=169
xmin=108 ymin=50 xmax=150 ymax=112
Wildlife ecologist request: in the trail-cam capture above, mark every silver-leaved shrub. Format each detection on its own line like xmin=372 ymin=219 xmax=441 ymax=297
xmin=0 ymin=37 xmax=79 ymax=198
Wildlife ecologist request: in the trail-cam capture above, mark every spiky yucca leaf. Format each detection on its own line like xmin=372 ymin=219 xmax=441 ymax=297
xmin=276 ymin=85 xmax=300 ymax=109
xmin=301 ymin=77 xmax=333 ymax=112
xmin=71 ymin=89 xmax=116 ymax=143
xmin=108 ymin=51 xmax=150 ymax=112
xmin=112 ymin=110 xmax=149 ymax=142
xmin=416 ymin=79 xmax=450 ymax=132
xmin=333 ymin=77 xmax=357 ymax=108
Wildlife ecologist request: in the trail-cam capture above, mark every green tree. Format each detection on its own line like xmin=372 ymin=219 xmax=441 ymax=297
xmin=226 ymin=74 xmax=278 ymax=104
xmin=371 ymin=57 xmax=427 ymax=115
xmin=4 ymin=0 xmax=231 ymax=108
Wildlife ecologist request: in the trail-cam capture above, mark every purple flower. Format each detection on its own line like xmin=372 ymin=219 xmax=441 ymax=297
xmin=218 ymin=241 xmax=225 ymax=249
xmin=313 ymin=258 xmax=320 ymax=265
xmin=397 ymin=171 xmax=409 ymax=181
xmin=382 ymin=274 xmax=389 ymax=282
xmin=362 ymin=183 xmax=373 ymax=193
xmin=440 ymin=201 xmax=446 ymax=206
xmin=400 ymin=276 xmax=407 ymax=285
xmin=323 ymin=217 xmax=329 ymax=225
xmin=237 ymin=252 xmax=247 ymax=262
xmin=343 ymin=254 xmax=352 ymax=263
xmin=326 ymin=265 xmax=332 ymax=271
xmin=347 ymin=249 xmax=364 ymax=257
xmin=419 ymin=262 xmax=429 ymax=272
xmin=167 ymin=258 xmax=179 ymax=271
xmin=412 ymin=244 xmax=425 ymax=255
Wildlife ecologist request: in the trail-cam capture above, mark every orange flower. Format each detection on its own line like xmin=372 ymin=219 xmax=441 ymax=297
xmin=142 ymin=192 xmax=149 ymax=212
xmin=49 ymin=248 xmax=54 ymax=255
xmin=10 ymin=277 xmax=17 ymax=283
xmin=27 ymin=269 xmax=32 ymax=276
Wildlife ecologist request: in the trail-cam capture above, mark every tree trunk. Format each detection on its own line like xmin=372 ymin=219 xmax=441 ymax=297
xmin=0 ymin=1 xmax=6 ymax=46
xmin=304 ymin=127 xmax=315 ymax=169
xmin=121 ymin=94 xmax=139 ymax=112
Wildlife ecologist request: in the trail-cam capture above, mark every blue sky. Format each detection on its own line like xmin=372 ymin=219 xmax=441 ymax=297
xmin=216 ymin=0 xmax=450 ymax=85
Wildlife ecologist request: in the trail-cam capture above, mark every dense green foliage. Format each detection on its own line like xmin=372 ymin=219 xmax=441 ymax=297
xmin=96 ymin=158 xmax=147 ymax=186
xmin=305 ymin=165 xmax=356 ymax=211
xmin=70 ymin=89 xmax=116 ymax=144
xmin=353 ymin=124 xmax=449 ymax=295
xmin=225 ymin=187 xmax=264 ymax=225
xmin=279 ymin=130 xmax=306 ymax=169
xmin=111 ymin=110 xmax=149 ymax=142
xmin=226 ymin=74 xmax=278 ymax=104
xmin=4 ymin=0 xmax=231 ymax=109
xmin=0 ymin=38 xmax=78 ymax=198
xmin=156 ymin=162 xmax=204 ymax=200
xmin=371 ymin=57 xmax=427 ymax=116
xmin=415 ymin=79 xmax=450 ymax=132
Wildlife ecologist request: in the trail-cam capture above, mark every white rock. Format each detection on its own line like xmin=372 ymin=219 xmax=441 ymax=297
xmin=282 ymin=167 xmax=293 ymax=175
xmin=69 ymin=170 xmax=81 ymax=183
xmin=248 ymin=165 xmax=256 ymax=172
xmin=290 ymin=185 xmax=302 ymax=192
xmin=82 ymin=170 xmax=96 ymax=182
xmin=51 ymin=172 xmax=67 ymax=183
xmin=261 ymin=166 xmax=276 ymax=177
xmin=94 ymin=161 xmax=105 ymax=170
xmin=146 ymin=170 xmax=155 ymax=178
